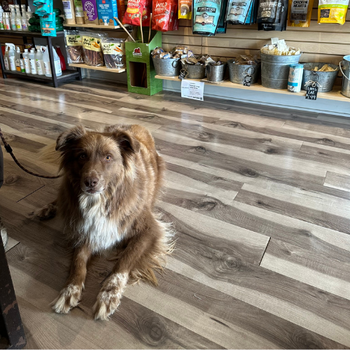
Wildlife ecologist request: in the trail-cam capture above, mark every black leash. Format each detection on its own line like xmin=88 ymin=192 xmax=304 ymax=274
xmin=0 ymin=128 xmax=61 ymax=179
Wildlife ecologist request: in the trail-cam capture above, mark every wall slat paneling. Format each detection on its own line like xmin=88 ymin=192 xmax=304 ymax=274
xmin=163 ymin=0 xmax=350 ymax=64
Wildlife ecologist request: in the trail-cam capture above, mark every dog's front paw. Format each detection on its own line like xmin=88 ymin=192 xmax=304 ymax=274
xmin=34 ymin=203 xmax=57 ymax=221
xmin=52 ymin=284 xmax=82 ymax=314
xmin=93 ymin=272 xmax=129 ymax=320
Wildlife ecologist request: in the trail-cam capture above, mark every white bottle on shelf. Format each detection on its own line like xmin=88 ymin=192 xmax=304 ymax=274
xmin=29 ymin=48 xmax=37 ymax=75
xmin=35 ymin=47 xmax=44 ymax=75
xmin=42 ymin=46 xmax=52 ymax=77
xmin=21 ymin=5 xmax=28 ymax=31
xmin=53 ymin=47 xmax=62 ymax=77
xmin=15 ymin=5 xmax=22 ymax=31
xmin=4 ymin=13 xmax=11 ymax=30
xmin=4 ymin=44 xmax=10 ymax=70
xmin=8 ymin=44 xmax=16 ymax=71
xmin=0 ymin=6 xmax=4 ymax=30
xmin=23 ymin=49 xmax=31 ymax=74
xmin=15 ymin=46 xmax=21 ymax=72
xmin=10 ymin=5 xmax=16 ymax=30
xmin=26 ymin=6 xmax=32 ymax=21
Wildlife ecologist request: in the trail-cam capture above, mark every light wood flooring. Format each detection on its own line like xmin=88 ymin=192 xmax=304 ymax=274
xmin=1 ymin=77 xmax=350 ymax=349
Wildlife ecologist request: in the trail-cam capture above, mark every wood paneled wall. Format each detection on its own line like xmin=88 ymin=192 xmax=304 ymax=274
xmin=163 ymin=0 xmax=350 ymax=64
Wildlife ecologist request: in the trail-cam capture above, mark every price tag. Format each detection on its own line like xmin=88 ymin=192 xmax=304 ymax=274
xmin=178 ymin=69 xmax=187 ymax=80
xmin=181 ymin=80 xmax=204 ymax=101
xmin=243 ymin=75 xmax=252 ymax=87
xmin=305 ymin=82 xmax=318 ymax=100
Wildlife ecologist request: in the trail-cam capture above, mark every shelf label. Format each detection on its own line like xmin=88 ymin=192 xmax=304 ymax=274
xmin=181 ymin=80 xmax=204 ymax=101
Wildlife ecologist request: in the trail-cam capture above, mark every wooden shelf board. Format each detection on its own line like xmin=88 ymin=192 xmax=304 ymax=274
xmin=63 ymin=24 xmax=130 ymax=29
xmin=155 ymin=75 xmax=350 ymax=103
xmin=69 ymin=63 xmax=125 ymax=73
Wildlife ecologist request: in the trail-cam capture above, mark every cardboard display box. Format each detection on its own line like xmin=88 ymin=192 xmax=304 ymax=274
xmin=125 ymin=30 xmax=163 ymax=96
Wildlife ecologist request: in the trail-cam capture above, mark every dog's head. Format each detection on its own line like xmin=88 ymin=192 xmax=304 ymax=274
xmin=56 ymin=125 xmax=140 ymax=195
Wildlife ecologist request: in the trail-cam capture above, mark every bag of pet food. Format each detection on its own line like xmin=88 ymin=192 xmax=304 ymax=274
xmin=288 ymin=0 xmax=313 ymax=26
xmin=152 ymin=0 xmax=178 ymax=31
xmin=318 ymin=0 xmax=349 ymax=25
xmin=64 ymin=29 xmax=84 ymax=63
xmin=123 ymin=0 xmax=149 ymax=26
xmin=257 ymin=0 xmax=288 ymax=31
xmin=193 ymin=0 xmax=222 ymax=36
xmin=178 ymin=0 xmax=192 ymax=19
xmin=101 ymin=37 xmax=125 ymax=69
xmin=117 ymin=0 xmax=127 ymax=21
xmin=226 ymin=0 xmax=254 ymax=24
xmin=81 ymin=31 xmax=106 ymax=66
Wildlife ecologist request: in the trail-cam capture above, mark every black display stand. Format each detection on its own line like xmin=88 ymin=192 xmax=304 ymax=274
xmin=0 ymin=30 xmax=82 ymax=87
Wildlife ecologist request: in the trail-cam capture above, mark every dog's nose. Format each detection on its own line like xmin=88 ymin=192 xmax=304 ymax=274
xmin=84 ymin=177 xmax=99 ymax=188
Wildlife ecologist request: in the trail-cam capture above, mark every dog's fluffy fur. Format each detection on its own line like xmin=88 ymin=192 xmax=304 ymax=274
xmin=39 ymin=124 xmax=173 ymax=320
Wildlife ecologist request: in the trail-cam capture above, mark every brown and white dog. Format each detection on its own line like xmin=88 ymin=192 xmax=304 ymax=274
xmin=39 ymin=124 xmax=173 ymax=320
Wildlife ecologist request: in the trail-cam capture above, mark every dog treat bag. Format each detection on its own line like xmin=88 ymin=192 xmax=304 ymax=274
xmin=81 ymin=31 xmax=106 ymax=66
xmin=152 ymin=0 xmax=178 ymax=31
xmin=101 ymin=38 xmax=125 ymax=69
xmin=64 ymin=29 xmax=84 ymax=63
xmin=123 ymin=0 xmax=150 ymax=26
xmin=178 ymin=0 xmax=192 ymax=19
xmin=193 ymin=0 xmax=222 ymax=36
xmin=318 ymin=0 xmax=349 ymax=24
xmin=226 ymin=0 xmax=254 ymax=24
xmin=288 ymin=0 xmax=313 ymax=26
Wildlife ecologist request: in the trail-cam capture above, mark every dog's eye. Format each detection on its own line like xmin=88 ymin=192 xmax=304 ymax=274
xmin=105 ymin=155 xmax=112 ymax=161
xmin=79 ymin=154 xmax=87 ymax=160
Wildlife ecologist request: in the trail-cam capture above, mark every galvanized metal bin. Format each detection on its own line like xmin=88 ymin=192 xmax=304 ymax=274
xmin=206 ymin=63 xmax=226 ymax=83
xmin=227 ymin=59 xmax=260 ymax=84
xmin=181 ymin=63 xmax=206 ymax=79
xmin=152 ymin=57 xmax=181 ymax=76
xmin=301 ymin=63 xmax=339 ymax=93
xmin=261 ymin=53 xmax=301 ymax=89
xmin=340 ymin=57 xmax=350 ymax=98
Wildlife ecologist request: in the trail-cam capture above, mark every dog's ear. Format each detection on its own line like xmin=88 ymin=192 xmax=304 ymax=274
xmin=113 ymin=131 xmax=141 ymax=155
xmin=56 ymin=125 xmax=86 ymax=151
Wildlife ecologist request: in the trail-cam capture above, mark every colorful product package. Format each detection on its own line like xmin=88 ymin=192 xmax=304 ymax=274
xmin=40 ymin=12 xmax=57 ymax=36
xmin=74 ymin=0 xmax=85 ymax=23
xmin=97 ymin=0 xmax=118 ymax=25
xmin=152 ymin=0 xmax=178 ymax=31
xmin=257 ymin=0 xmax=288 ymax=31
xmin=36 ymin=0 xmax=53 ymax=16
xmin=117 ymin=0 xmax=127 ymax=21
xmin=123 ymin=0 xmax=147 ymax=26
xmin=193 ymin=0 xmax=222 ymax=36
xmin=178 ymin=0 xmax=192 ymax=19
xmin=226 ymin=0 xmax=254 ymax=24
xmin=318 ymin=0 xmax=349 ymax=24
xmin=64 ymin=29 xmax=84 ymax=63
xmin=81 ymin=31 xmax=106 ymax=66
xmin=101 ymin=37 xmax=125 ymax=68
xmin=82 ymin=0 xmax=99 ymax=24
xmin=288 ymin=0 xmax=313 ymax=26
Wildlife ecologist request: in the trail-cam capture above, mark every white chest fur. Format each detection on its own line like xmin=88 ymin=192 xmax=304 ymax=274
xmin=76 ymin=193 xmax=124 ymax=252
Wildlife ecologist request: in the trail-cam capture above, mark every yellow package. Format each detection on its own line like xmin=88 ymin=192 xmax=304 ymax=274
xmin=288 ymin=0 xmax=313 ymax=27
xmin=318 ymin=0 xmax=349 ymax=25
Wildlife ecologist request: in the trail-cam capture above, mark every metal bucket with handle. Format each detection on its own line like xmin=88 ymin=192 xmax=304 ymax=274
xmin=339 ymin=55 xmax=350 ymax=98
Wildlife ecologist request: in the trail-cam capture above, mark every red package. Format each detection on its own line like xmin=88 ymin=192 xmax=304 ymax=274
xmin=152 ymin=0 xmax=178 ymax=31
xmin=141 ymin=0 xmax=151 ymax=26
xmin=123 ymin=0 xmax=146 ymax=26
xmin=170 ymin=1 xmax=178 ymax=31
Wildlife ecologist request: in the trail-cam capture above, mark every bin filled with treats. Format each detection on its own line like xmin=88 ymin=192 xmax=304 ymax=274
xmin=227 ymin=55 xmax=260 ymax=85
xmin=64 ymin=29 xmax=126 ymax=70
xmin=301 ymin=63 xmax=339 ymax=92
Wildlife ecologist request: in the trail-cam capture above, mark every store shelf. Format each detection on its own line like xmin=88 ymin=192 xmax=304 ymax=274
xmin=63 ymin=24 xmax=130 ymax=30
xmin=69 ymin=63 xmax=125 ymax=73
xmin=155 ymin=75 xmax=350 ymax=103
xmin=3 ymin=69 xmax=80 ymax=82
xmin=0 ymin=30 xmax=65 ymax=37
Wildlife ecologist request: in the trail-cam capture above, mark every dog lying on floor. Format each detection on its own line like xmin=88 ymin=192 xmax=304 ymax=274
xmin=38 ymin=124 xmax=174 ymax=320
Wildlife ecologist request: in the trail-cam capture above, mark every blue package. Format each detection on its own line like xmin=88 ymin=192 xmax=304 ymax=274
xmin=40 ymin=12 xmax=57 ymax=36
xmin=193 ymin=0 xmax=222 ymax=36
xmin=97 ymin=0 xmax=118 ymax=26
xmin=36 ymin=0 xmax=53 ymax=16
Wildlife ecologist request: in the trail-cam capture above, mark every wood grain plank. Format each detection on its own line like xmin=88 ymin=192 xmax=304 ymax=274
xmin=324 ymin=172 xmax=350 ymax=192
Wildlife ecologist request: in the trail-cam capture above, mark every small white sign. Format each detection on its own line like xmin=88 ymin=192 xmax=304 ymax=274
xmin=181 ymin=80 xmax=204 ymax=101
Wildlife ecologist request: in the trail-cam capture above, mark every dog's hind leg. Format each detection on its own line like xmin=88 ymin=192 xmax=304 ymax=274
xmin=93 ymin=212 xmax=169 ymax=321
xmin=52 ymin=244 xmax=92 ymax=314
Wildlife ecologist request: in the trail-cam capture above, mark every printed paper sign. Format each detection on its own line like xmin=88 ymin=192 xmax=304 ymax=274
xmin=181 ymin=80 xmax=204 ymax=101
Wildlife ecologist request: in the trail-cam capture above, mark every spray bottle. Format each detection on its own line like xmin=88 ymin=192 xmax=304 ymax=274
xmin=23 ymin=48 xmax=31 ymax=74
xmin=7 ymin=44 xmax=16 ymax=71
xmin=29 ymin=48 xmax=37 ymax=75
xmin=35 ymin=46 xmax=44 ymax=75
xmin=4 ymin=44 xmax=10 ymax=70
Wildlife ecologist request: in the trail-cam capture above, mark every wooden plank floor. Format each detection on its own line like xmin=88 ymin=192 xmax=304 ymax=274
xmin=1 ymin=77 xmax=350 ymax=349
